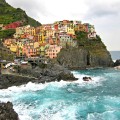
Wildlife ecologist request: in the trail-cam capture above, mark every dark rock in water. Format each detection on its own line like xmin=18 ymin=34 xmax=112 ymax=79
xmin=114 ymin=59 xmax=120 ymax=66
xmin=0 ymin=102 xmax=19 ymax=120
xmin=83 ymin=76 xmax=92 ymax=81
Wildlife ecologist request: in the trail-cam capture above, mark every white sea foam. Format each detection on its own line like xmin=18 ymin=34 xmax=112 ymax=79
xmin=19 ymin=115 xmax=33 ymax=120
xmin=87 ymin=110 xmax=118 ymax=120
xmin=8 ymin=82 xmax=48 ymax=92
xmin=71 ymin=71 xmax=105 ymax=87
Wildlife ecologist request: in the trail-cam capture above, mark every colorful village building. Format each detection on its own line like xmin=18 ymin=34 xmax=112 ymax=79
xmin=3 ymin=39 xmax=16 ymax=49
xmin=10 ymin=43 xmax=18 ymax=53
xmin=22 ymin=41 xmax=40 ymax=57
xmin=59 ymin=33 xmax=77 ymax=48
xmin=45 ymin=45 xmax=62 ymax=59
xmin=4 ymin=20 xmax=97 ymax=59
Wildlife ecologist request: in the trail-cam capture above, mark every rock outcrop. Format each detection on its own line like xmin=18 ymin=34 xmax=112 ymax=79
xmin=0 ymin=102 xmax=19 ymax=120
xmin=19 ymin=63 xmax=77 ymax=82
xmin=0 ymin=63 xmax=77 ymax=89
xmin=56 ymin=33 xmax=113 ymax=69
xmin=56 ymin=47 xmax=113 ymax=69
xmin=57 ymin=48 xmax=88 ymax=69
xmin=0 ymin=74 xmax=37 ymax=89
xmin=114 ymin=59 xmax=120 ymax=70
xmin=114 ymin=59 xmax=120 ymax=67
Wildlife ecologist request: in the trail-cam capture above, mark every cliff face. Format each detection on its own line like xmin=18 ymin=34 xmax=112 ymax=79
xmin=57 ymin=48 xmax=88 ymax=69
xmin=56 ymin=32 xmax=113 ymax=69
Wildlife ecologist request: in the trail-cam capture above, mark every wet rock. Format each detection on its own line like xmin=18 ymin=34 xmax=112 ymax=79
xmin=83 ymin=76 xmax=92 ymax=81
xmin=114 ymin=59 xmax=120 ymax=67
xmin=0 ymin=102 xmax=19 ymax=120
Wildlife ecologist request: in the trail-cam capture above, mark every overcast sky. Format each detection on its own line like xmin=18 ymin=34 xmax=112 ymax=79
xmin=6 ymin=0 xmax=120 ymax=51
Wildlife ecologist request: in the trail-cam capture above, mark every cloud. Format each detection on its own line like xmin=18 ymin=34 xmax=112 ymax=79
xmin=6 ymin=0 xmax=51 ymax=22
xmin=84 ymin=0 xmax=120 ymax=20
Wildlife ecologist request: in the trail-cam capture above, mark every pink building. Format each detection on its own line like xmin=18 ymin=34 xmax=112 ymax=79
xmin=46 ymin=45 xmax=62 ymax=59
xmin=22 ymin=45 xmax=37 ymax=58
xmin=48 ymin=36 xmax=54 ymax=45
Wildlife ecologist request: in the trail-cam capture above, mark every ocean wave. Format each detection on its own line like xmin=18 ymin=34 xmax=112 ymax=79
xmin=71 ymin=71 xmax=106 ymax=87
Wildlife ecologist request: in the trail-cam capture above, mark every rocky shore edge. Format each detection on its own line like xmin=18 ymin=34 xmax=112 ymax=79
xmin=0 ymin=63 xmax=78 ymax=89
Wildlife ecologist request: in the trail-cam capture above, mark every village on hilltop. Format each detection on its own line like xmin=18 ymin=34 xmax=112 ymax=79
xmin=1 ymin=20 xmax=96 ymax=59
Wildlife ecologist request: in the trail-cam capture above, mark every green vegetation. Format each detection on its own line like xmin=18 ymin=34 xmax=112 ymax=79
xmin=0 ymin=49 xmax=14 ymax=61
xmin=0 ymin=29 xmax=15 ymax=39
xmin=0 ymin=0 xmax=41 ymax=26
xmin=75 ymin=31 xmax=108 ymax=58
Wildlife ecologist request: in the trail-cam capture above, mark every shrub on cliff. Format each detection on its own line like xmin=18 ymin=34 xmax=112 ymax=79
xmin=0 ymin=29 xmax=15 ymax=39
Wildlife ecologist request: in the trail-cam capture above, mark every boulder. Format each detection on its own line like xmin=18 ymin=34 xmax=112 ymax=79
xmin=114 ymin=59 xmax=120 ymax=67
xmin=83 ymin=76 xmax=92 ymax=81
xmin=0 ymin=102 xmax=19 ymax=120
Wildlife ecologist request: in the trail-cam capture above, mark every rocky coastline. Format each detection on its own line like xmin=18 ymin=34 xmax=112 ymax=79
xmin=0 ymin=53 xmax=114 ymax=90
xmin=0 ymin=63 xmax=78 ymax=89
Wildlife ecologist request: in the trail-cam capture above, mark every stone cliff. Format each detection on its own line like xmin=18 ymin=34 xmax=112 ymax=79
xmin=56 ymin=32 xmax=113 ymax=69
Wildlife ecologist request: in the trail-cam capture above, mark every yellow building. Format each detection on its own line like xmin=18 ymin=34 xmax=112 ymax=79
xmin=40 ymin=46 xmax=45 ymax=56
xmin=28 ymin=27 xmax=36 ymax=35
xmin=46 ymin=30 xmax=55 ymax=37
xmin=34 ymin=42 xmax=39 ymax=48
xmin=67 ymin=26 xmax=75 ymax=35
xmin=10 ymin=43 xmax=18 ymax=53
xmin=16 ymin=41 xmax=24 ymax=56
xmin=38 ymin=31 xmax=46 ymax=45
xmin=24 ymin=26 xmax=36 ymax=36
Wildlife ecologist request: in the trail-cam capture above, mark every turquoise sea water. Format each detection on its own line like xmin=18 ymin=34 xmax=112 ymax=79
xmin=0 ymin=68 xmax=120 ymax=120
